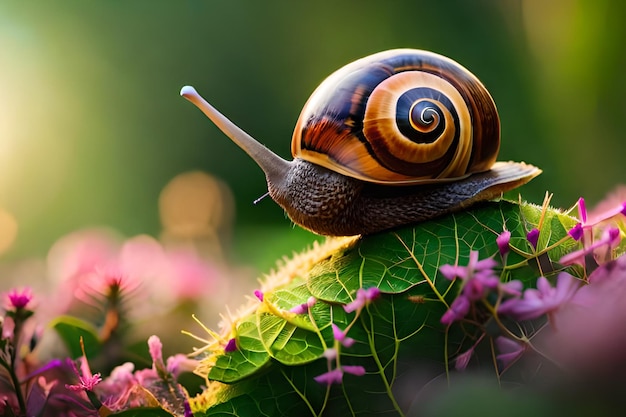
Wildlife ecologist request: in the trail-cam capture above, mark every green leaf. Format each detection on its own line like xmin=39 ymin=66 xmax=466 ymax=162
xmin=196 ymin=200 xmax=583 ymax=416
xmin=308 ymin=201 xmax=579 ymax=305
xmin=208 ymin=316 xmax=271 ymax=383
xmin=49 ymin=315 xmax=101 ymax=358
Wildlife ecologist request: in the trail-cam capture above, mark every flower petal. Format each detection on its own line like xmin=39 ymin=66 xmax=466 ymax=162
xmin=314 ymin=368 xmax=343 ymax=385
xmin=342 ymin=365 xmax=366 ymax=376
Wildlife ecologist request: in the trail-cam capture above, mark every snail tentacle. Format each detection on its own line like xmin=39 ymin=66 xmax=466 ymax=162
xmin=180 ymin=86 xmax=291 ymax=189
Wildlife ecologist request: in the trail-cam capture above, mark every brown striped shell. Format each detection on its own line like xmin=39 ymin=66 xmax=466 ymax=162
xmin=292 ymin=49 xmax=500 ymax=185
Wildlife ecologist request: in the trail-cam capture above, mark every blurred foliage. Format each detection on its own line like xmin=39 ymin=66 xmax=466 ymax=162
xmin=1 ymin=0 xmax=625 ymax=272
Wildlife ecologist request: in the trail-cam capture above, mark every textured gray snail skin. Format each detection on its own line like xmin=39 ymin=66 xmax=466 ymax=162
xmin=269 ymin=158 xmax=539 ymax=236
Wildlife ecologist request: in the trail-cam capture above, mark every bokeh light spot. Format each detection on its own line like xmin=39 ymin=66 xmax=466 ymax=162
xmin=159 ymin=171 xmax=234 ymax=240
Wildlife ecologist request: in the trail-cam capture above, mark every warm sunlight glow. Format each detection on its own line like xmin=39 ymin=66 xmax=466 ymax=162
xmin=0 ymin=207 xmax=18 ymax=255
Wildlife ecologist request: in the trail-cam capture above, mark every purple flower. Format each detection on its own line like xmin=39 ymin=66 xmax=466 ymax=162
xmin=527 ymin=228 xmax=540 ymax=249
xmin=343 ymin=287 xmax=381 ymax=313
xmin=313 ymin=365 xmax=366 ymax=385
xmin=567 ymin=195 xmax=626 ymax=245
xmin=314 ymin=368 xmax=344 ymax=385
xmin=342 ymin=365 xmax=366 ymax=376
xmin=314 ymin=345 xmax=367 ymax=385
xmin=463 ymin=273 xmax=499 ymax=301
xmin=568 ymin=223 xmax=584 ymax=241
xmin=498 ymin=273 xmax=579 ymax=321
xmin=184 ymin=400 xmax=193 ymax=417
xmin=439 ymin=251 xmax=505 ymax=325
xmin=224 ymin=338 xmax=237 ymax=352
xmin=439 ymin=251 xmax=508 ymax=324
xmin=496 ymin=230 xmax=511 ymax=258
xmin=439 ymin=251 xmax=497 ymax=281
xmin=500 ymin=280 xmax=523 ymax=296
xmin=577 ymin=197 xmax=588 ymax=223
xmin=495 ymin=336 xmax=525 ymax=369
xmin=561 ymin=226 xmax=622 ymax=266
xmin=332 ymin=324 xmax=355 ymax=348
xmin=455 ymin=347 xmax=474 ymax=371
xmin=441 ymin=295 xmax=470 ymax=325
xmin=290 ymin=296 xmax=317 ymax=314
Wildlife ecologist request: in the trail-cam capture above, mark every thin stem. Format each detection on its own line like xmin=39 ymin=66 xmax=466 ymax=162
xmin=9 ymin=317 xmax=28 ymax=415
xmin=5 ymin=354 xmax=27 ymax=415
xmin=280 ymin=368 xmax=323 ymax=417
xmin=363 ymin=312 xmax=405 ymax=416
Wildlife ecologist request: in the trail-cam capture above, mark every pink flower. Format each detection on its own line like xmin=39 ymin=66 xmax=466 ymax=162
xmin=532 ymin=255 xmax=626 ymax=376
xmin=65 ymin=373 xmax=102 ymax=392
xmin=566 ymin=195 xmax=626 ymax=254
xmin=66 ymin=356 xmax=102 ymax=392
xmin=314 ymin=368 xmax=344 ymax=385
xmin=526 ymin=228 xmax=540 ymax=249
xmin=500 ymin=280 xmax=523 ymax=296
xmin=133 ymin=367 xmax=159 ymax=386
xmin=290 ymin=296 xmax=317 ymax=314
xmin=253 ymin=289 xmax=264 ymax=302
xmin=577 ymin=197 xmax=588 ymax=223
xmin=343 ymin=287 xmax=381 ymax=313
xmin=332 ymin=324 xmax=355 ymax=348
xmin=439 ymin=251 xmax=497 ymax=281
xmin=105 ymin=362 xmax=136 ymax=387
xmin=313 ymin=365 xmax=366 ymax=385
xmin=162 ymin=249 xmax=216 ymax=300
xmin=441 ymin=295 xmax=471 ymax=325
xmin=498 ymin=273 xmax=580 ymax=321
xmin=323 ymin=348 xmax=338 ymax=360
xmin=439 ymin=251 xmax=511 ymax=324
xmin=342 ymin=365 xmax=366 ymax=376
xmin=495 ymin=336 xmax=525 ymax=369
xmin=148 ymin=335 xmax=164 ymax=367
xmin=5 ymin=287 xmax=33 ymax=310
xmin=166 ymin=354 xmax=199 ymax=378
xmin=455 ymin=347 xmax=474 ymax=371
xmin=586 ymin=189 xmax=626 ymax=225
xmin=560 ymin=226 xmax=622 ymax=267
xmin=496 ymin=230 xmax=511 ymax=258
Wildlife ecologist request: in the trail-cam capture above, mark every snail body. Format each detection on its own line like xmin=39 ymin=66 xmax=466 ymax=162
xmin=181 ymin=49 xmax=540 ymax=236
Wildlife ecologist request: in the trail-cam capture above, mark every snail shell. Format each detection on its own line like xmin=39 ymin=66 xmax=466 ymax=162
xmin=181 ymin=49 xmax=540 ymax=236
xmin=292 ymin=49 xmax=499 ymax=185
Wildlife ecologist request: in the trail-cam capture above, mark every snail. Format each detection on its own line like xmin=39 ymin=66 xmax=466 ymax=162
xmin=180 ymin=49 xmax=540 ymax=237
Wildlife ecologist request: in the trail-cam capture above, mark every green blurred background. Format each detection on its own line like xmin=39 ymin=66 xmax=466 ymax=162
xmin=1 ymin=0 xmax=625 ymax=273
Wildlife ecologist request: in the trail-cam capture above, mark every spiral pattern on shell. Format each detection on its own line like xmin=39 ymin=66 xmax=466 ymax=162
xmin=291 ymin=49 xmax=500 ymax=184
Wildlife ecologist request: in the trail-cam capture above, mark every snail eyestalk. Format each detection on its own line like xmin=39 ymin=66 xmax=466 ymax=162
xmin=180 ymin=86 xmax=290 ymax=186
